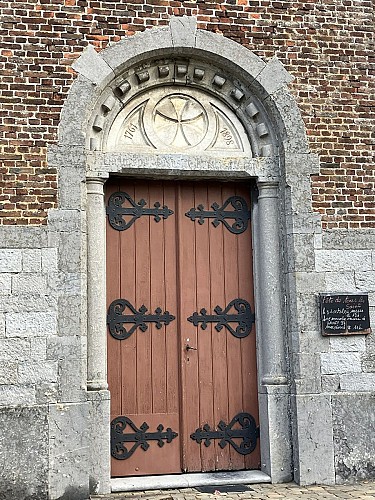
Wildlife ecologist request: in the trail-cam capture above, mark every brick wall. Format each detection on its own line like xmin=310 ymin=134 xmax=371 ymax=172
xmin=0 ymin=0 xmax=373 ymax=228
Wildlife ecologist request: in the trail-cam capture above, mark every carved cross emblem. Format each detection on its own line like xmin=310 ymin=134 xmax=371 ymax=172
xmin=153 ymin=95 xmax=207 ymax=148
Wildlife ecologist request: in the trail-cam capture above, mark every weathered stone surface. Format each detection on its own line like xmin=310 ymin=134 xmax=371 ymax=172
xmin=42 ymin=248 xmax=58 ymax=272
xmin=321 ymin=352 xmax=362 ymax=375
xmin=0 ymin=406 xmax=49 ymax=499
xmin=293 ymin=394 xmax=335 ymax=485
xmin=332 ymin=394 xmax=375 ymax=482
xmin=22 ymin=248 xmax=42 ymax=272
xmin=286 ymin=234 xmax=316 ymax=272
xmin=170 ymin=15 xmax=197 ymax=48
xmin=91 ymin=151 xmax=279 ymax=180
xmin=289 ymin=329 xmax=330 ymax=355
xmin=286 ymin=177 xmax=313 ymax=214
xmin=292 ymin=352 xmax=321 ymax=394
xmin=0 ymin=361 xmax=17 ymax=385
xmin=268 ymin=88 xmax=310 ymax=154
xmin=49 ymin=403 xmax=90 ymax=500
xmin=323 ymin=229 xmax=375 ymax=250
xmin=6 ymin=311 xmax=57 ymax=337
xmin=285 ymin=212 xmax=322 ymax=235
xmin=87 ymin=391 xmax=111 ymax=495
xmin=257 ymin=56 xmax=294 ymax=96
xmin=362 ymin=353 xmax=375 ymax=372
xmin=18 ymin=361 xmax=58 ymax=384
xmin=0 ymin=249 xmax=23 ymax=272
xmin=196 ymin=30 xmax=266 ymax=78
xmin=290 ymin=271 xmax=325 ymax=294
xmin=329 ymin=336 xmax=366 ymax=352
xmin=0 ymin=227 xmax=48 ymax=249
xmin=355 ymin=271 xmax=375 ymax=291
xmin=72 ymin=44 xmax=114 ymax=85
xmin=30 ymin=337 xmax=47 ymax=360
xmin=58 ymin=166 xmax=86 ymax=210
xmin=106 ymin=27 xmax=173 ymax=75
xmin=47 ymin=209 xmax=84 ymax=233
xmin=339 ymin=373 xmax=375 ymax=392
xmin=0 ymin=385 xmax=36 ymax=405
xmin=47 ymin=335 xmax=83 ymax=360
xmin=325 ymin=271 xmax=356 ymax=291
xmin=0 ymin=274 xmax=11 ymax=295
xmin=58 ymin=231 xmax=83 ymax=273
xmin=287 ymin=290 xmax=320 ymax=334
xmin=0 ymin=338 xmax=31 ymax=361
xmin=321 ymin=374 xmax=340 ymax=393
xmin=258 ymin=387 xmax=292 ymax=483
xmin=315 ymin=250 xmax=372 ymax=272
xmin=0 ymin=294 xmax=57 ymax=313
xmin=58 ymin=76 xmax=98 ymax=146
xmin=36 ymin=383 xmax=58 ymax=404
xmin=0 ymin=313 xmax=4 ymax=338
xmin=12 ymin=273 xmax=47 ymax=294
xmin=58 ymin=295 xmax=85 ymax=337
xmin=47 ymin=272 xmax=82 ymax=297
xmin=58 ymin=357 xmax=87 ymax=403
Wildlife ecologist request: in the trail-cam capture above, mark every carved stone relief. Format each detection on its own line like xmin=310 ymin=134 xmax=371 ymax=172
xmin=89 ymin=57 xmax=276 ymax=156
xmin=105 ymin=87 xmax=251 ymax=156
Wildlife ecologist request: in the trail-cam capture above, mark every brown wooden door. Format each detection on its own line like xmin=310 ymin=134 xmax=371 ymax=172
xmin=106 ymin=179 xmax=260 ymax=477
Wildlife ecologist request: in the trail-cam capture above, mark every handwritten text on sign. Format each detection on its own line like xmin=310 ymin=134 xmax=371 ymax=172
xmin=319 ymin=294 xmax=371 ymax=336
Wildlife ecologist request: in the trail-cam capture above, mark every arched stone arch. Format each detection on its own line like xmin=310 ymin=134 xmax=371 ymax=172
xmin=50 ymin=16 xmax=322 ymax=494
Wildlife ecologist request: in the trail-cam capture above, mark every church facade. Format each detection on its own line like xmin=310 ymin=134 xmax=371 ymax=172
xmin=0 ymin=3 xmax=374 ymax=499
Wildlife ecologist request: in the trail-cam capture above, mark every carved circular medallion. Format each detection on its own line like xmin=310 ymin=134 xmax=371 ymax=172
xmin=152 ymin=94 xmax=208 ymax=148
xmin=106 ymin=86 xmax=251 ymax=155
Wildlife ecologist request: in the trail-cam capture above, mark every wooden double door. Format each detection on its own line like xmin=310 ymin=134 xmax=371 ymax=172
xmin=106 ymin=179 xmax=260 ymax=477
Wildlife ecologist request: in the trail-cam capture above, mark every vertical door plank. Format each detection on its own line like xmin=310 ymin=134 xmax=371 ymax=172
xmin=106 ymin=180 xmax=122 ymax=420
xmin=222 ymin=183 xmax=245 ymax=470
xmin=208 ymin=183 xmax=230 ymax=470
xmin=194 ymin=183 xmax=215 ymax=472
xmin=119 ymin=181 xmax=137 ymax=416
xmin=236 ymin=185 xmax=260 ymax=469
xmin=178 ymin=183 xmax=201 ymax=471
xmin=164 ymin=183 xmax=179 ymax=415
xmin=135 ymin=181 xmax=152 ymax=415
xmin=149 ymin=182 xmax=167 ymax=414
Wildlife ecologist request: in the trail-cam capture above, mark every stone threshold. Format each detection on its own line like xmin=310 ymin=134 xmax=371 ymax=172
xmin=111 ymin=470 xmax=271 ymax=492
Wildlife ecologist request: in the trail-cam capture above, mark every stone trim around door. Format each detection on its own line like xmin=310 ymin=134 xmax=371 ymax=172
xmin=50 ymin=16 xmax=324 ymax=495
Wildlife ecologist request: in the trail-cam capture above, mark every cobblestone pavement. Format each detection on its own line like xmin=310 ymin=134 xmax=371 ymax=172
xmin=92 ymin=481 xmax=375 ymax=500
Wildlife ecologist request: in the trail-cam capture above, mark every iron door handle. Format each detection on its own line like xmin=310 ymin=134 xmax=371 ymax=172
xmin=186 ymin=344 xmax=197 ymax=351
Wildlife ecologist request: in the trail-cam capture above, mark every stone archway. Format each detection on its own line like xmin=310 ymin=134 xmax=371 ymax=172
xmin=52 ymin=16 xmax=321 ymax=494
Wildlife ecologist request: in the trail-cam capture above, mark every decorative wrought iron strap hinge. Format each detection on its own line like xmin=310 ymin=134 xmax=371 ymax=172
xmin=190 ymin=412 xmax=259 ymax=455
xmin=107 ymin=299 xmax=175 ymax=340
xmin=107 ymin=191 xmax=174 ymax=230
xmin=185 ymin=195 xmax=250 ymax=234
xmin=111 ymin=416 xmax=178 ymax=460
xmin=188 ymin=298 xmax=255 ymax=338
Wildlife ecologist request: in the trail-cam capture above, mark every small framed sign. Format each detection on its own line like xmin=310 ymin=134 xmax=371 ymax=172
xmin=319 ymin=293 xmax=371 ymax=336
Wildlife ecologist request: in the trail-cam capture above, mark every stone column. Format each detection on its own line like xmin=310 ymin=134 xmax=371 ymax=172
xmin=257 ymin=181 xmax=286 ymax=385
xmin=86 ymin=178 xmax=108 ymax=391
xmin=255 ymin=180 xmax=291 ymax=483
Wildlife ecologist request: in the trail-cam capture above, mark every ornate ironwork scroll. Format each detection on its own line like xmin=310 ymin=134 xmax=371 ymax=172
xmin=107 ymin=299 xmax=175 ymax=340
xmin=185 ymin=195 xmax=250 ymax=234
xmin=107 ymin=191 xmax=174 ymax=231
xmin=111 ymin=416 xmax=178 ymax=460
xmin=188 ymin=298 xmax=254 ymax=338
xmin=190 ymin=412 xmax=259 ymax=455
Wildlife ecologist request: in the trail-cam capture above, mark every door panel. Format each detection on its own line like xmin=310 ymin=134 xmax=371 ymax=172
xmin=106 ymin=180 xmax=181 ymax=476
xmin=106 ymin=179 xmax=259 ymax=477
xmin=179 ymin=182 xmax=260 ymax=472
